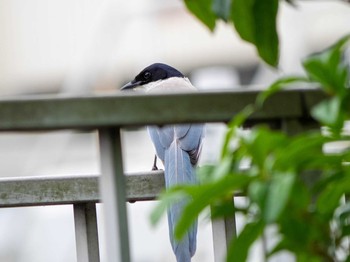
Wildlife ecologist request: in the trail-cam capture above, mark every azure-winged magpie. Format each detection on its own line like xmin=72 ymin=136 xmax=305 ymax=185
xmin=122 ymin=63 xmax=204 ymax=262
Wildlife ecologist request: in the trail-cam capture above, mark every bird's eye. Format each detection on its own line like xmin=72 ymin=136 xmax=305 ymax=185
xmin=143 ymin=72 xmax=151 ymax=79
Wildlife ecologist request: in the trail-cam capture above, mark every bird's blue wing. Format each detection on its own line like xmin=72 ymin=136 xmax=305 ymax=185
xmin=176 ymin=124 xmax=204 ymax=166
xmin=147 ymin=125 xmax=173 ymax=162
xmin=176 ymin=124 xmax=203 ymax=151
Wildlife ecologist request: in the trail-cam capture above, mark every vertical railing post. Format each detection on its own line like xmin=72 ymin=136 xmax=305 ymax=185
xmin=74 ymin=203 xmax=100 ymax=262
xmin=98 ymin=128 xmax=130 ymax=262
xmin=211 ymin=196 xmax=237 ymax=262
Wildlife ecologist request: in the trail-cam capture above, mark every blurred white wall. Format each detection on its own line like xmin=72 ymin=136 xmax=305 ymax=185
xmin=0 ymin=1 xmax=349 ymax=94
xmin=0 ymin=0 xmax=104 ymax=93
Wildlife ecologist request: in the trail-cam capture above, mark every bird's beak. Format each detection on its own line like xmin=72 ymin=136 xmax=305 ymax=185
xmin=121 ymin=80 xmax=142 ymax=90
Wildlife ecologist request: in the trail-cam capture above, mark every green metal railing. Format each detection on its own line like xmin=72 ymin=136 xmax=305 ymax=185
xmin=0 ymin=88 xmax=324 ymax=262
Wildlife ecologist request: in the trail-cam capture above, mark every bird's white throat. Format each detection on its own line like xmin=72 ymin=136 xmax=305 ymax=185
xmin=142 ymin=77 xmax=196 ymax=93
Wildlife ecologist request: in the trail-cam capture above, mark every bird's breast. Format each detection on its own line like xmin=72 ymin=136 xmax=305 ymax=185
xmin=145 ymin=77 xmax=197 ymax=93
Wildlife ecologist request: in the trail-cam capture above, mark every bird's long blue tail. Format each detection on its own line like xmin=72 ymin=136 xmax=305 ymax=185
xmin=164 ymin=139 xmax=197 ymax=262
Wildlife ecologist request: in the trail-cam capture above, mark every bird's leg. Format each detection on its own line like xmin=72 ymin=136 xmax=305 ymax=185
xmin=152 ymin=155 xmax=158 ymax=171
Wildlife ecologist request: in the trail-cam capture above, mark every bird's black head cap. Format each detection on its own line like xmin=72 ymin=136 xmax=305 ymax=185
xmin=121 ymin=63 xmax=184 ymax=90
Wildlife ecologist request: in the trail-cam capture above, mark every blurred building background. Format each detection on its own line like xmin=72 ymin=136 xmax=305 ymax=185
xmin=0 ymin=0 xmax=349 ymax=261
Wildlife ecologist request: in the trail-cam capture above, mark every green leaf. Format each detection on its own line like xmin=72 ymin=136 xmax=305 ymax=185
xmin=174 ymin=174 xmax=252 ymax=239
xmin=231 ymin=0 xmax=279 ymax=67
xmin=212 ymin=0 xmax=232 ymax=22
xmin=227 ymin=221 xmax=264 ymax=261
xmin=231 ymin=0 xmax=255 ymax=42
xmin=311 ymin=97 xmax=339 ymax=125
xmin=278 ymin=196 xmax=311 ymax=246
xmin=341 ymin=225 xmax=350 ymax=237
xmin=311 ymin=96 xmax=345 ymax=132
xmin=317 ymin=172 xmax=350 ymax=216
xmin=221 ymin=105 xmax=255 ymax=159
xmin=210 ymin=198 xmax=236 ymax=219
xmin=302 ymin=35 xmax=350 ymax=96
xmin=150 ymin=188 xmax=187 ymax=226
xmin=296 ymin=253 xmax=324 ymax=262
xmin=248 ymin=180 xmax=268 ymax=209
xmin=196 ymin=165 xmax=216 ymax=183
xmin=256 ymin=76 xmax=310 ymax=108
xmin=317 ymin=184 xmax=344 ymax=216
xmin=242 ymin=127 xmax=287 ymax=170
xmin=264 ymin=172 xmax=295 ymax=223
xmin=184 ymin=0 xmax=217 ymax=31
xmin=273 ymin=132 xmax=327 ymax=171
xmin=253 ymin=0 xmax=279 ymax=67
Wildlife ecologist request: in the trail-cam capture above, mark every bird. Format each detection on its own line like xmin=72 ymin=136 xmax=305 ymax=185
xmin=121 ymin=63 xmax=204 ymax=262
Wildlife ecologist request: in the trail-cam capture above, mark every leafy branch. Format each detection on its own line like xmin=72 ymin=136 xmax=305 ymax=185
xmin=183 ymin=0 xmax=290 ymax=67
xmin=151 ymin=36 xmax=350 ymax=261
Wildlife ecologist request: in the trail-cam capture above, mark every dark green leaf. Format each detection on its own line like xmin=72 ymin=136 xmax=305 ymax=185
xmin=242 ymin=127 xmax=287 ymax=169
xmin=231 ymin=0 xmax=280 ymax=67
xmin=184 ymin=0 xmax=217 ymax=31
xmin=253 ymin=0 xmax=279 ymax=67
xmin=227 ymin=221 xmax=264 ymax=261
xmin=150 ymin=188 xmax=187 ymax=226
xmin=231 ymin=0 xmax=255 ymax=42
xmin=296 ymin=253 xmax=324 ymax=262
xmin=341 ymin=225 xmax=350 ymax=237
xmin=256 ymin=76 xmax=310 ymax=108
xmin=311 ymin=97 xmax=339 ymax=125
xmin=316 ymin=171 xmax=350 ymax=224
xmin=221 ymin=105 xmax=254 ymax=159
xmin=317 ymin=172 xmax=350 ymax=215
xmin=174 ymin=174 xmax=252 ymax=239
xmin=210 ymin=198 xmax=236 ymax=219
xmin=302 ymin=35 xmax=350 ymax=96
xmin=248 ymin=180 xmax=268 ymax=209
xmin=264 ymin=172 xmax=295 ymax=223
xmin=311 ymin=97 xmax=345 ymax=132
xmin=278 ymin=205 xmax=311 ymax=247
xmin=273 ymin=132 xmax=327 ymax=171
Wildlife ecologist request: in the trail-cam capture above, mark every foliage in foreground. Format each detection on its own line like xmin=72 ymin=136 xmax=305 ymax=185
xmin=183 ymin=0 xmax=349 ymax=68
xmin=151 ymin=36 xmax=350 ymax=261
xmin=183 ymin=0 xmax=280 ymax=66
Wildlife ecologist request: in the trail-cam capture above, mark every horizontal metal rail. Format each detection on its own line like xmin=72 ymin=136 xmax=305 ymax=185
xmin=0 ymin=171 xmax=165 ymax=207
xmin=0 ymin=88 xmax=325 ymax=130
xmin=0 ymin=88 xmax=325 ymax=262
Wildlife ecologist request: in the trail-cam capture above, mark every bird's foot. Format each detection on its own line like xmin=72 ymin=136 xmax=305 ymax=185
xmin=152 ymin=155 xmax=158 ymax=171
